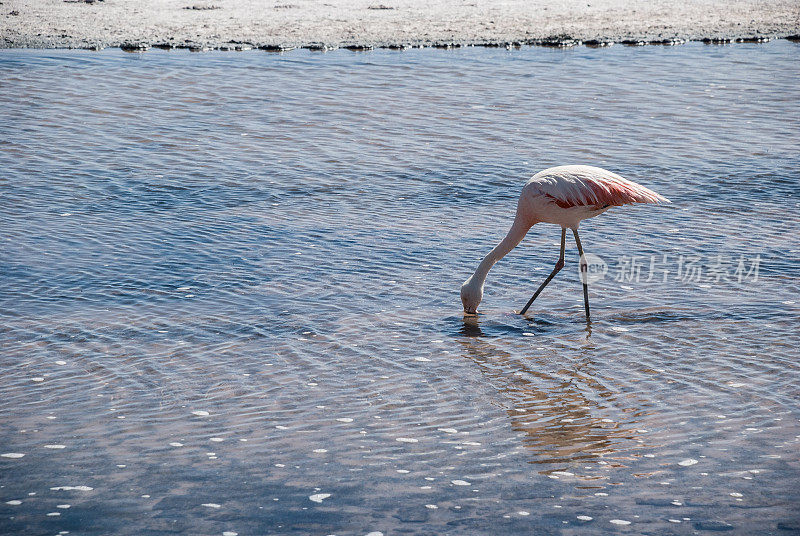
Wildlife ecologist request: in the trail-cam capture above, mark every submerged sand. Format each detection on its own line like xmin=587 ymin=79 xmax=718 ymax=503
xmin=1 ymin=0 xmax=799 ymax=49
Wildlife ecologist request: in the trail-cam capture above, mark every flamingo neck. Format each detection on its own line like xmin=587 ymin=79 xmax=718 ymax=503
xmin=471 ymin=213 xmax=534 ymax=287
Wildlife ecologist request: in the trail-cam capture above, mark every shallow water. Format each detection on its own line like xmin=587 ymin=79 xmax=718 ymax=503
xmin=1 ymin=42 xmax=799 ymax=535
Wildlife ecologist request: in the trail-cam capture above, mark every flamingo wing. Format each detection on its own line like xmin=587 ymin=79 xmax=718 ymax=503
xmin=527 ymin=165 xmax=669 ymax=209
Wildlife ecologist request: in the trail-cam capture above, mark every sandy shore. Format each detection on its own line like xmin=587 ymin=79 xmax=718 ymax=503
xmin=1 ymin=0 xmax=799 ymax=50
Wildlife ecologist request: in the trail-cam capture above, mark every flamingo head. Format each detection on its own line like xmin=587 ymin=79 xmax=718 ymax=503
xmin=460 ymin=276 xmax=483 ymax=314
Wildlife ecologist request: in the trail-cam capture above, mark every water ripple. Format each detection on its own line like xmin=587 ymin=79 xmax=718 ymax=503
xmin=1 ymin=43 xmax=799 ymax=535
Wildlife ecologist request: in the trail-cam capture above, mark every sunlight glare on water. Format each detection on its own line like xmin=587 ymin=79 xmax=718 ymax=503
xmin=1 ymin=42 xmax=799 ymax=534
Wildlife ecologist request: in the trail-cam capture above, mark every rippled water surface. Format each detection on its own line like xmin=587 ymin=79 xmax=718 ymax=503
xmin=2 ymin=43 xmax=799 ymax=535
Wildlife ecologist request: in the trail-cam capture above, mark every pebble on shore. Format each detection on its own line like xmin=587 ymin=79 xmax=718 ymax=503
xmin=0 ymin=0 xmax=797 ymax=50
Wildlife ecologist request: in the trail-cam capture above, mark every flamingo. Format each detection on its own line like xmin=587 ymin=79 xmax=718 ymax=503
xmin=460 ymin=165 xmax=669 ymax=319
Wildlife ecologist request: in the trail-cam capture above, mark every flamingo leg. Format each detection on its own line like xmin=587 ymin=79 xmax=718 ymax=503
xmin=572 ymin=228 xmax=590 ymax=320
xmin=520 ymin=228 xmax=566 ymax=315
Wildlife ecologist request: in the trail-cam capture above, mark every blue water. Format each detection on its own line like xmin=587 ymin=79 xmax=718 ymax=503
xmin=1 ymin=42 xmax=799 ymax=535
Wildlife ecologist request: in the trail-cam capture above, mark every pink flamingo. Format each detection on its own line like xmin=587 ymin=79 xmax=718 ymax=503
xmin=460 ymin=165 xmax=669 ymax=319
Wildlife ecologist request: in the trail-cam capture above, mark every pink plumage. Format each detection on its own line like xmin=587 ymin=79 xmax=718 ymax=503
xmin=526 ymin=165 xmax=670 ymax=209
xmin=460 ymin=165 xmax=669 ymax=317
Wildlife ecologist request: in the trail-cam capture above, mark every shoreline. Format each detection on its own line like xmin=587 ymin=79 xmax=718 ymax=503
xmin=2 ymin=0 xmax=799 ymax=51
xmin=2 ymin=35 xmax=798 ymax=53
